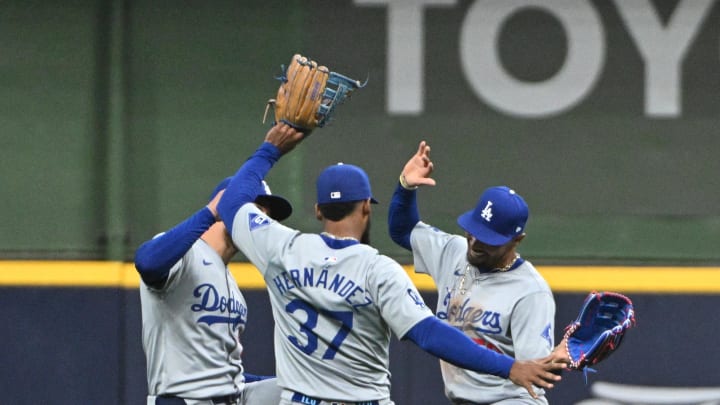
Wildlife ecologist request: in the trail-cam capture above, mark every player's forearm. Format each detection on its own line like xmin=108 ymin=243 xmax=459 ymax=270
xmin=217 ymin=142 xmax=281 ymax=230
xmin=134 ymin=207 xmax=216 ymax=286
xmin=388 ymin=183 xmax=420 ymax=251
xmin=404 ymin=316 xmax=514 ymax=378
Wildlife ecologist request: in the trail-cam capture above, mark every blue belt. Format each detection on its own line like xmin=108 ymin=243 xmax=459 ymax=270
xmin=291 ymin=391 xmax=379 ymax=405
xmin=155 ymin=394 xmax=240 ymax=405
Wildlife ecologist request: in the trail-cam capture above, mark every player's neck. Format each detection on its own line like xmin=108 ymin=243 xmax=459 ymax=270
xmin=495 ymin=252 xmax=520 ymax=272
xmin=322 ymin=221 xmax=363 ymax=242
xmin=319 ymin=203 xmax=366 ymax=239
xmin=201 ymin=222 xmax=237 ymax=264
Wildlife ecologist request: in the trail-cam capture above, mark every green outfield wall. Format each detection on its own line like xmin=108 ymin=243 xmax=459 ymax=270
xmin=2 ymin=0 xmax=718 ymax=264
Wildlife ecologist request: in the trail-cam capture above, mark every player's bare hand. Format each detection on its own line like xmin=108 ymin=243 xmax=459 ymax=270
xmin=265 ymin=123 xmax=306 ymax=155
xmin=206 ymin=189 xmax=225 ymax=220
xmin=508 ymin=356 xmax=566 ymax=398
xmin=400 ymin=141 xmax=436 ymax=188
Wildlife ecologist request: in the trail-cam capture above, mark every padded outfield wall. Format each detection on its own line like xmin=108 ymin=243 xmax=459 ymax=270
xmin=1 ymin=1 xmax=719 ymax=404
xmin=2 ymin=263 xmax=720 ymax=404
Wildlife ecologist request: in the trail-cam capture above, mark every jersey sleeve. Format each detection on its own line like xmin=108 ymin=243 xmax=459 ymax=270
xmin=229 ymin=202 xmax=298 ymax=275
xmin=510 ymin=291 xmax=556 ymax=360
xmin=370 ymin=256 xmax=434 ymax=338
xmin=134 ymin=207 xmax=216 ymax=287
xmin=142 ymin=244 xmax=189 ymax=293
xmin=410 ymin=221 xmax=466 ymax=282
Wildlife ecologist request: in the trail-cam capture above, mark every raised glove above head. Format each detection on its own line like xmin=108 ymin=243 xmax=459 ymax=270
xmin=265 ymin=53 xmax=366 ymax=133
xmin=563 ymin=291 xmax=636 ymax=372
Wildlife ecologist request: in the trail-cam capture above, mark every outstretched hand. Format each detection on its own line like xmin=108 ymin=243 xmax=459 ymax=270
xmin=508 ymin=354 xmax=568 ymax=398
xmin=265 ymin=123 xmax=306 ymax=155
xmin=401 ymin=141 xmax=436 ymax=188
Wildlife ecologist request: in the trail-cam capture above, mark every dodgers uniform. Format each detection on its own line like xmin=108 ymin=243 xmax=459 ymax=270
xmin=137 ymin=179 xmax=289 ymax=405
xmin=228 ymin=203 xmax=434 ymax=404
xmin=140 ymin=237 xmax=248 ymax=403
xmin=410 ymin=221 xmax=555 ymax=404
xmin=216 ymin=141 xmax=528 ymax=405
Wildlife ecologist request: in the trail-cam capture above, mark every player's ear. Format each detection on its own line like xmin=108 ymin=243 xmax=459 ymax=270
xmin=513 ymin=233 xmax=526 ymax=245
xmin=362 ymin=199 xmax=371 ymax=216
xmin=255 ymin=203 xmax=270 ymax=216
xmin=315 ymin=203 xmax=323 ymax=221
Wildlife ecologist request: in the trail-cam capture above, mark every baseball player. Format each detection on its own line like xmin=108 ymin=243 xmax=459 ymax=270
xmin=134 ymin=177 xmax=292 ymax=405
xmin=388 ymin=141 xmax=558 ymax=404
xmin=215 ymin=123 xmax=567 ymax=405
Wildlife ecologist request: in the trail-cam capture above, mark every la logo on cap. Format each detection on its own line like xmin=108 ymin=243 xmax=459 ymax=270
xmin=480 ymin=201 xmax=493 ymax=222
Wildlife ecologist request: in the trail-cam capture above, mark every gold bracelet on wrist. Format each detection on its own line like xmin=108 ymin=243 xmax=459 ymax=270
xmin=399 ymin=174 xmax=418 ymax=190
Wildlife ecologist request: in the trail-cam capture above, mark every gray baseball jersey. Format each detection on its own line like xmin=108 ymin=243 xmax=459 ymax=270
xmin=140 ymin=237 xmax=248 ymax=399
xmin=410 ymin=221 xmax=555 ymax=404
xmin=230 ymin=203 xmax=434 ymax=402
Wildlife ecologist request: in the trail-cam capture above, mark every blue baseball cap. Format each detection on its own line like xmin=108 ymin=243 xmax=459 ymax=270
xmin=457 ymin=186 xmax=528 ymax=246
xmin=316 ymin=163 xmax=378 ymax=204
xmin=208 ymin=177 xmax=232 ymax=202
xmin=209 ymin=177 xmax=292 ymax=221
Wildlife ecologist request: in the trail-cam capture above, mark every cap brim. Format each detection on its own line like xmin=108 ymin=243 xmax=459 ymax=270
xmin=457 ymin=210 xmax=511 ymax=247
xmin=255 ymin=195 xmax=293 ymax=221
xmin=370 ymin=197 xmax=379 ymax=204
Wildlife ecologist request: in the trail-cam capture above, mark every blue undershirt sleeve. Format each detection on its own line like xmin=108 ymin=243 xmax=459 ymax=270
xmin=403 ymin=316 xmax=514 ymax=378
xmin=217 ymin=142 xmax=281 ymax=231
xmin=243 ymin=373 xmax=275 ymax=383
xmin=388 ymin=183 xmax=420 ymax=251
xmin=134 ymin=207 xmax=216 ymax=287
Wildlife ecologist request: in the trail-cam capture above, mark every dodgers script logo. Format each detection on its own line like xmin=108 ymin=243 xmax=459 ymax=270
xmin=191 ymin=283 xmax=247 ymax=329
xmin=447 ymin=297 xmax=503 ymax=335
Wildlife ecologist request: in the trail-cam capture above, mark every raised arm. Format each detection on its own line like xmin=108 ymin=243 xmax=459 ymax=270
xmin=217 ymin=123 xmax=305 ymax=231
xmin=388 ymin=185 xmax=419 ymax=250
xmin=388 ymin=141 xmax=436 ymax=250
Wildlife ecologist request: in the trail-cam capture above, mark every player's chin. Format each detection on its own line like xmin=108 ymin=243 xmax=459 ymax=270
xmin=466 ymin=250 xmax=487 ymax=265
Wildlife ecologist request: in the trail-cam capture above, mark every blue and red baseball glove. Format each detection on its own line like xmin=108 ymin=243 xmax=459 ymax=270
xmin=563 ymin=291 xmax=636 ymax=371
